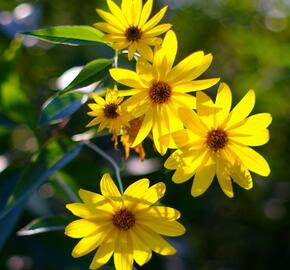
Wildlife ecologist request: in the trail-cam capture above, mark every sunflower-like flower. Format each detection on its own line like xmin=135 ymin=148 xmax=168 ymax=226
xmin=110 ymin=30 xmax=219 ymax=155
xmin=87 ymin=86 xmax=131 ymax=147
xmin=65 ymin=173 xmax=185 ymax=270
xmin=161 ymin=83 xmax=272 ymax=198
xmin=95 ymin=0 xmax=171 ymax=61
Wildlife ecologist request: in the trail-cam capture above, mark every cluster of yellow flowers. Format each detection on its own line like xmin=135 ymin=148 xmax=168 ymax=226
xmin=66 ymin=1 xmax=272 ymax=269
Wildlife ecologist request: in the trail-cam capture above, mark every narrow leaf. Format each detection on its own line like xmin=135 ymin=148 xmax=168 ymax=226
xmin=40 ymin=93 xmax=88 ymax=126
xmin=62 ymin=59 xmax=112 ymax=94
xmin=22 ymin=25 xmax=108 ymax=46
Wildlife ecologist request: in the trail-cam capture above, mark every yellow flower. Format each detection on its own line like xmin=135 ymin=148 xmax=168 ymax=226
xmin=110 ymin=30 xmax=219 ymax=155
xmin=161 ymin=83 xmax=272 ymax=198
xmin=95 ymin=0 xmax=171 ymax=61
xmin=65 ymin=173 xmax=185 ymax=270
xmin=87 ymin=87 xmax=131 ymax=147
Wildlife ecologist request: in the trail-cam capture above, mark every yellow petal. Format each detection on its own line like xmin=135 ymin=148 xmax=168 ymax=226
xmin=109 ymin=68 xmax=145 ymax=88
xmin=139 ymin=0 xmax=153 ymax=27
xmin=191 ymin=154 xmax=216 ymax=197
xmin=136 ymin=57 xmax=154 ymax=82
xmin=133 ymin=224 xmax=176 ymax=255
xmin=171 ymin=92 xmax=196 ymax=109
xmin=227 ymin=113 xmax=272 ymax=134
xmin=121 ymin=0 xmax=133 ymax=25
xmin=137 ymin=206 xmax=181 ymax=221
xmin=172 ymin=166 xmax=195 ymax=184
xmin=79 ymin=189 xmax=103 ymax=204
xmin=114 ymin=231 xmax=133 ymax=270
xmin=131 ymin=110 xmax=153 ymax=147
xmin=225 ymin=90 xmax=255 ymax=128
xmin=137 ymin=42 xmax=153 ymax=62
xmin=128 ymin=42 xmax=137 ymax=60
xmin=143 ymin=24 xmax=172 ymax=38
xmin=160 ymin=30 xmax=177 ymax=71
xmin=178 ymin=107 xmax=208 ymax=135
xmin=65 ymin=219 xmax=100 ymax=238
xmin=160 ymin=130 xmax=193 ymax=149
xmin=168 ymin=51 xmax=205 ymax=83
xmin=140 ymin=219 xmax=185 ymax=237
xmin=124 ymin=178 xmax=150 ymax=198
xmin=229 ymin=158 xmax=253 ymax=190
xmin=216 ymin=156 xmax=233 ymax=198
xmin=94 ymin=22 xmax=123 ymax=35
xmin=142 ymin=182 xmax=166 ymax=204
xmin=96 ymin=9 xmax=125 ymax=31
xmin=100 ymin=173 xmax=121 ymax=197
xmin=72 ymin=233 xmax=104 ymax=258
xmin=215 ymin=82 xmax=232 ymax=126
xmin=106 ymin=0 xmax=128 ymax=27
xmin=229 ymin=144 xmax=270 ymax=176
xmin=230 ymin=129 xmax=270 ymax=146
xmin=132 ymin=0 xmax=142 ymax=25
xmin=130 ymin=230 xmax=152 ymax=266
xmin=173 ymin=78 xmax=220 ymax=93
xmin=164 ymin=150 xmax=182 ymax=170
xmin=196 ymin=91 xmax=215 ymax=129
xmin=66 ymin=203 xmax=98 ymax=219
xmin=142 ymin=6 xmax=168 ymax=31
xmin=89 ymin=238 xmax=115 ymax=269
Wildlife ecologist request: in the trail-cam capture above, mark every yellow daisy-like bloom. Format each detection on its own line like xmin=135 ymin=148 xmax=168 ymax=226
xmin=95 ymin=0 xmax=171 ymax=61
xmin=161 ymin=83 xmax=272 ymax=198
xmin=110 ymin=30 xmax=219 ymax=155
xmin=87 ymin=87 xmax=131 ymax=146
xmin=65 ymin=173 xmax=185 ymax=270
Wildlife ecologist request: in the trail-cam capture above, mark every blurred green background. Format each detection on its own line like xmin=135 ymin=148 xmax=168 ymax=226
xmin=1 ymin=0 xmax=290 ymax=269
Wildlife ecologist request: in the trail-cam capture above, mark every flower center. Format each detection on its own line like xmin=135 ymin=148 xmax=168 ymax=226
xmin=103 ymin=103 xmax=119 ymax=119
xmin=112 ymin=209 xmax=135 ymax=231
xmin=149 ymin=81 xmax=172 ymax=104
xmin=207 ymin=129 xmax=228 ymax=152
xmin=125 ymin=26 xmax=142 ymax=42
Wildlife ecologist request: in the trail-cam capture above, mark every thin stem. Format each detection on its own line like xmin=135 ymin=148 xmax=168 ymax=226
xmin=84 ymin=140 xmax=124 ymax=193
xmin=55 ymin=174 xmax=80 ymax=202
xmin=113 ymin=50 xmax=119 ymax=68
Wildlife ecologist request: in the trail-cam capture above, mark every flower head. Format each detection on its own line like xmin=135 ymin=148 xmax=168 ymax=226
xmin=95 ymin=0 xmax=172 ymax=61
xmin=110 ymin=30 xmax=219 ymax=155
xmin=161 ymin=83 xmax=272 ymax=198
xmin=65 ymin=173 xmax=185 ymax=270
xmin=87 ymin=87 xmax=131 ymax=146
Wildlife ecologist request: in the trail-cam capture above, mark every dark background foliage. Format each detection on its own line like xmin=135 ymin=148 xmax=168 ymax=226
xmin=0 ymin=0 xmax=290 ymax=269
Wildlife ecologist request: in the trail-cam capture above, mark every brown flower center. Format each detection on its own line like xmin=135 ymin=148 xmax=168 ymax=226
xmin=207 ymin=129 xmax=228 ymax=152
xmin=112 ymin=209 xmax=135 ymax=231
xmin=149 ymin=81 xmax=172 ymax=104
xmin=104 ymin=103 xmax=119 ymax=119
xmin=125 ymin=26 xmax=142 ymax=42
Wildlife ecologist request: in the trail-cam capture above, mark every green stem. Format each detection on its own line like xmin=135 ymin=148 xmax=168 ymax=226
xmin=113 ymin=50 xmax=119 ymax=68
xmin=84 ymin=140 xmax=124 ymax=193
xmin=55 ymin=174 xmax=80 ymax=202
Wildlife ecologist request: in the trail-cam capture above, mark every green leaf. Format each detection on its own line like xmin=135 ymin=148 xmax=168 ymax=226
xmin=0 ymin=73 xmax=37 ymax=130
xmin=62 ymin=58 xmax=113 ymax=94
xmin=17 ymin=216 xmax=71 ymax=236
xmin=0 ymin=139 xmax=82 ymax=223
xmin=22 ymin=25 xmax=108 ymax=46
xmin=40 ymin=93 xmax=88 ymax=126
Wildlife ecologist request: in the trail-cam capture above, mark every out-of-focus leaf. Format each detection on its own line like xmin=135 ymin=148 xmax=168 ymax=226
xmin=22 ymin=26 xmax=107 ymax=46
xmin=17 ymin=215 xmax=71 ymax=236
xmin=0 ymin=139 xmax=82 ymax=235
xmin=62 ymin=59 xmax=112 ymax=94
xmin=0 ymin=73 xmax=36 ymax=130
xmin=0 ymin=113 xmax=17 ymax=128
xmin=0 ymin=169 xmax=21 ymax=250
xmin=40 ymin=93 xmax=88 ymax=126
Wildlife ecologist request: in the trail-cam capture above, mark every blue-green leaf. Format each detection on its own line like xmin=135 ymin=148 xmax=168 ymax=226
xmin=0 ymin=139 xmax=82 ymax=223
xmin=17 ymin=216 xmax=71 ymax=236
xmin=22 ymin=26 xmax=108 ymax=46
xmin=40 ymin=93 xmax=88 ymax=126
